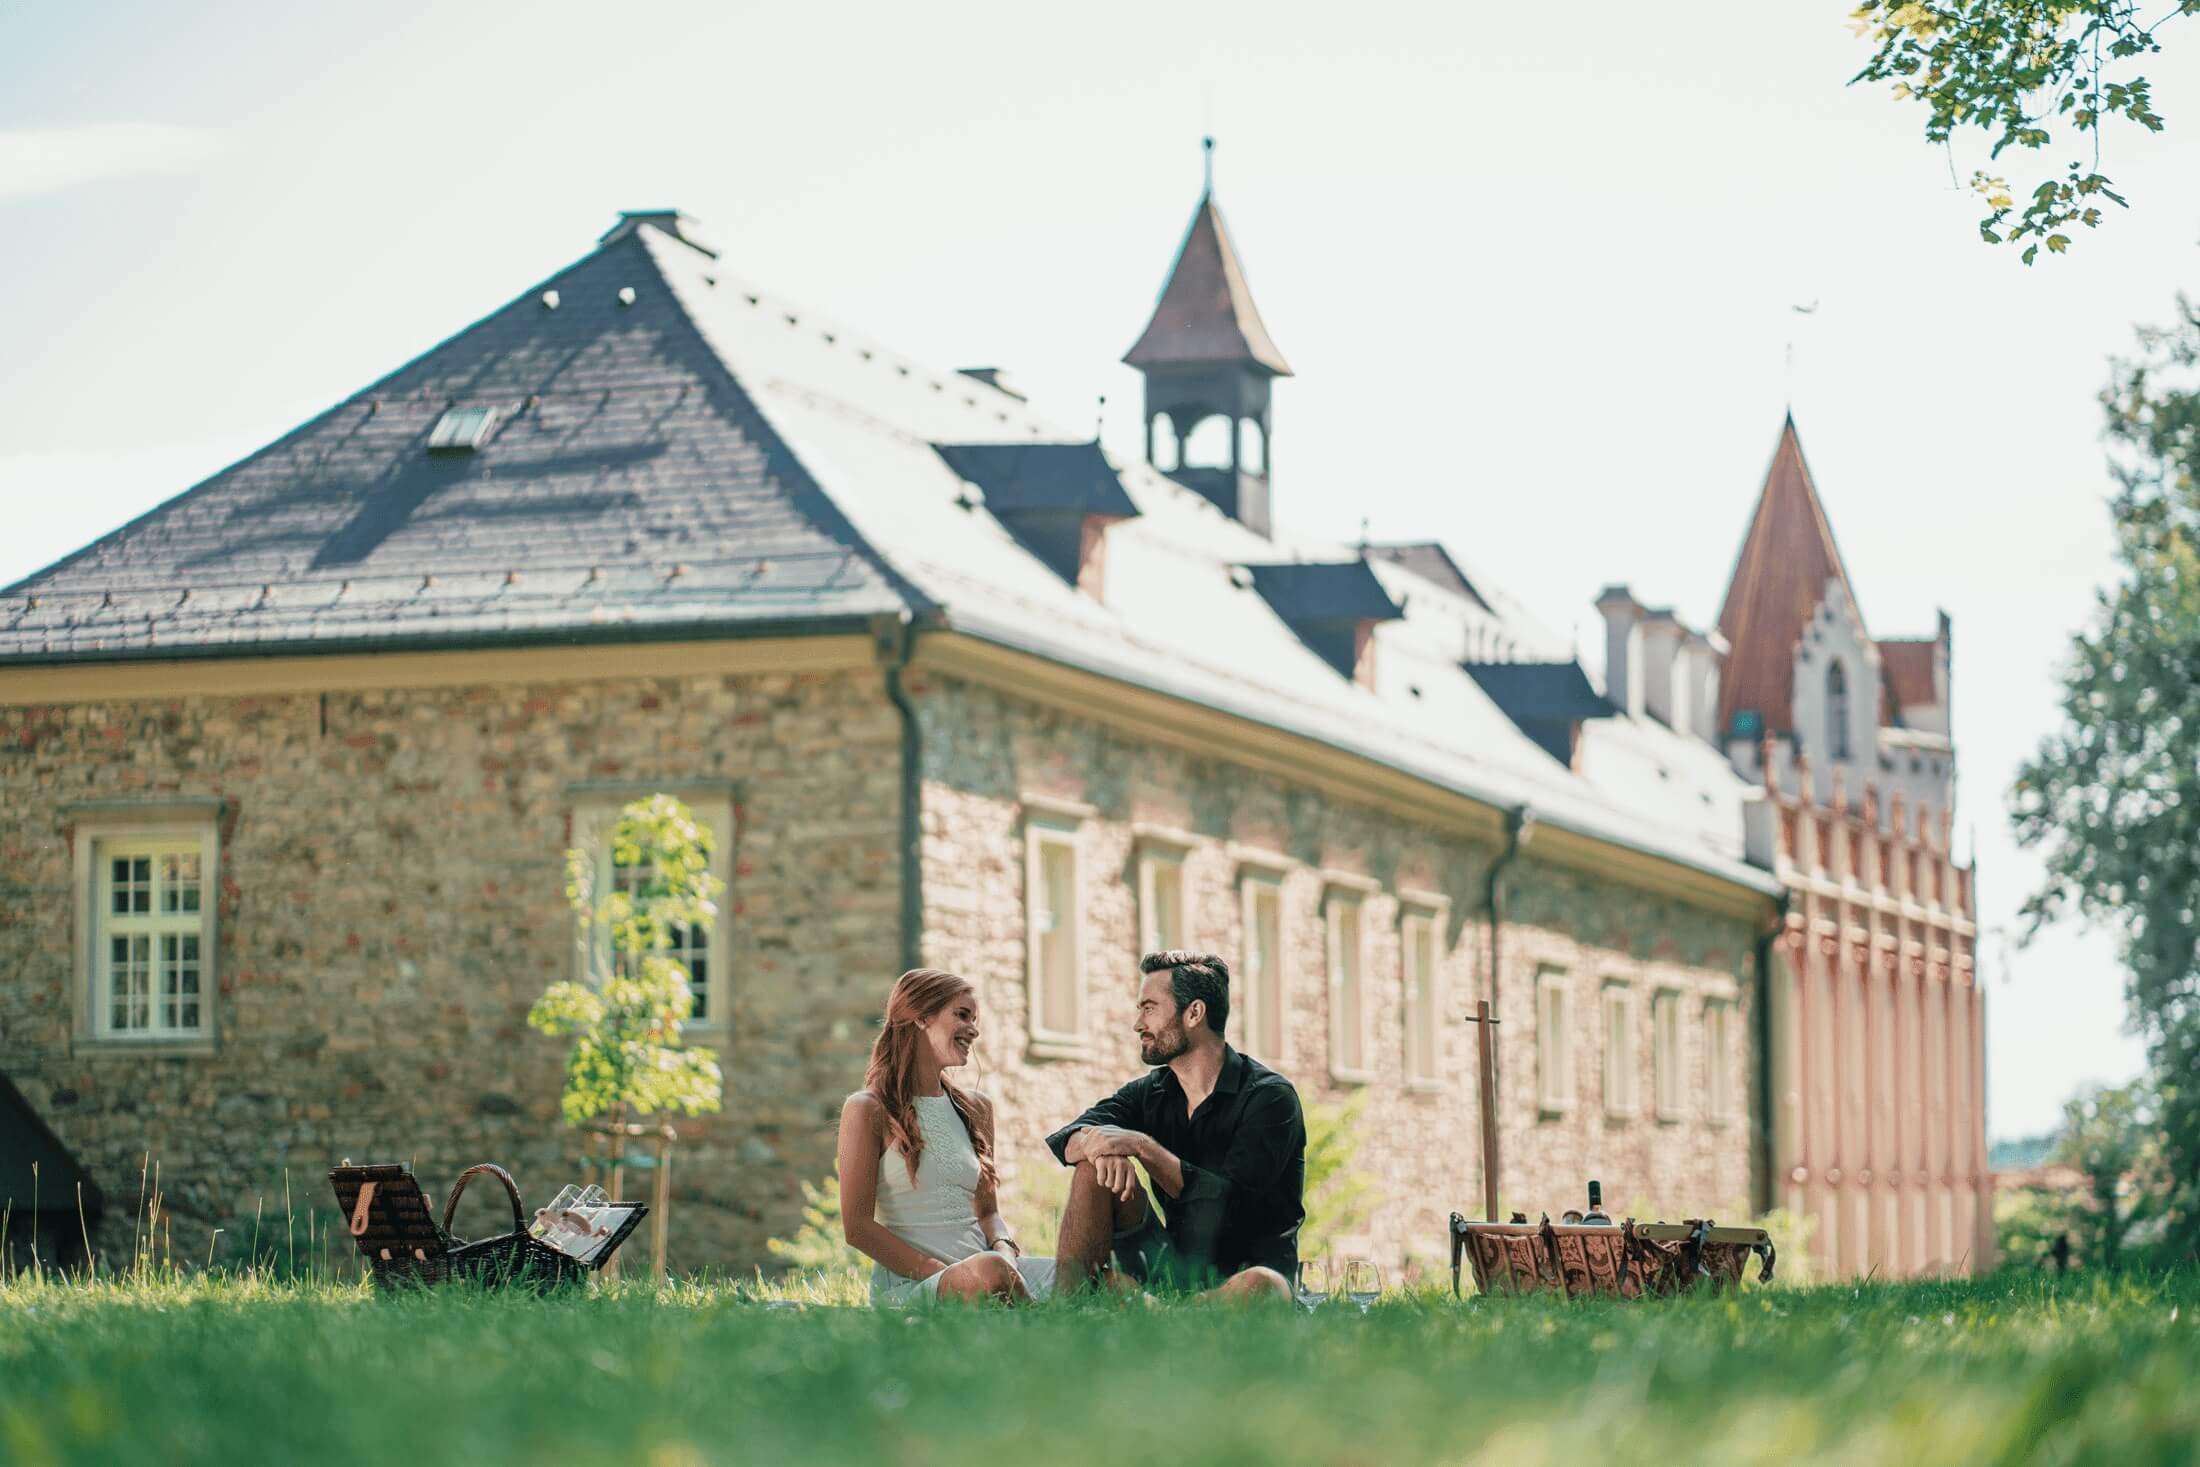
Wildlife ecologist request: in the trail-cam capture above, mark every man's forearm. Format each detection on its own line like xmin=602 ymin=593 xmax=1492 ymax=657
xmin=1135 ymin=1136 xmax=1186 ymax=1198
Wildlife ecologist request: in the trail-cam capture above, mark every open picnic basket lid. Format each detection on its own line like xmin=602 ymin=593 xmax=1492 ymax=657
xmin=329 ymin=1162 xmax=649 ymax=1280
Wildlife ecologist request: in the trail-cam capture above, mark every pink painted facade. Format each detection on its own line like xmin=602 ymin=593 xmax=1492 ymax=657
xmin=1750 ymin=758 xmax=1994 ymax=1276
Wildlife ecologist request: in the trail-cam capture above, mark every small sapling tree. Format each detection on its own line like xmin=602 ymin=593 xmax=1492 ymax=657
xmin=531 ymin=793 xmax=724 ymax=1138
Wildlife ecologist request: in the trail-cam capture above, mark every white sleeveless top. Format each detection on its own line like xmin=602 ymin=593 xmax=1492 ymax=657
xmin=870 ymin=1094 xmax=989 ymax=1300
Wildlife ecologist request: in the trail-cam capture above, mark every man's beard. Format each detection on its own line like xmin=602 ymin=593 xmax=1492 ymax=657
xmin=1139 ymin=1026 xmax=1188 ymax=1066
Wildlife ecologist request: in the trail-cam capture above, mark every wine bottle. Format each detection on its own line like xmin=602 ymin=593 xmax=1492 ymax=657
xmin=1582 ymin=1179 xmax=1614 ymax=1226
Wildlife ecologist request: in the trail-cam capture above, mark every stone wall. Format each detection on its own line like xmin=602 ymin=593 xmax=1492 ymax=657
xmin=0 ymin=666 xmax=902 ymax=1271
xmin=909 ymin=674 xmax=1760 ymax=1279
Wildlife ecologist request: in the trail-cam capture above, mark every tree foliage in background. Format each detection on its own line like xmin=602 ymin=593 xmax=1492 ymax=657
xmin=764 ymin=1176 xmax=867 ymax=1274
xmin=1851 ymin=2 xmax=2200 ymax=260
xmin=529 ymin=794 xmax=724 ymax=1127
xmin=1299 ymin=1092 xmax=1380 ymax=1259
xmin=2051 ymin=1079 xmax=2167 ymax=1267
xmin=2013 ymin=299 xmax=2200 ymax=1256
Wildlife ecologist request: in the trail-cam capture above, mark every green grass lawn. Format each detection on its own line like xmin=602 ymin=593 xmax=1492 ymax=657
xmin=2 ymin=1268 xmax=2196 ymax=1466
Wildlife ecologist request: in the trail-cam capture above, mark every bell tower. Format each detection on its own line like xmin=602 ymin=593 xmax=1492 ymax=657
xmin=1124 ymin=140 xmax=1293 ymax=537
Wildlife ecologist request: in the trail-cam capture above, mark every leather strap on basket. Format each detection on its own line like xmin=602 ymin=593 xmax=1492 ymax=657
xmin=442 ymin=1163 xmax=525 ymax=1236
xmin=1752 ymin=1239 xmax=1777 ymax=1284
xmin=1448 ymin=1213 xmax=1469 ymax=1299
xmin=349 ymin=1182 xmax=378 ymax=1236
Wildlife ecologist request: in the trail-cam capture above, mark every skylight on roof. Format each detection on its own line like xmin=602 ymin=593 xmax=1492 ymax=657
xmin=428 ymin=406 xmax=498 ymax=453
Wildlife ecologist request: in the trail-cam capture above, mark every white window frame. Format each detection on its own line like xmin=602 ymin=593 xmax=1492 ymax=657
xmin=1536 ymin=967 xmax=1572 ymax=1114
xmin=1133 ymin=824 xmax=1196 ymax=956
xmin=1704 ymin=997 xmax=1735 ymax=1124
xmin=1602 ymin=980 xmax=1639 ymax=1119
xmin=69 ymin=800 xmax=221 ymax=1053
xmin=1322 ymin=871 xmax=1379 ymax=1083
xmin=1023 ymin=794 xmax=1094 ymax=1059
xmin=570 ymin=784 xmax=735 ymax=1034
xmin=1399 ymin=891 xmax=1449 ymax=1092
xmin=1233 ymin=847 xmax=1291 ymax=1066
xmin=1652 ymin=988 xmax=1684 ymax=1121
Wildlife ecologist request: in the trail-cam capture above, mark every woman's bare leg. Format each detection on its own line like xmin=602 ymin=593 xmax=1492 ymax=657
xmin=933 ymin=1250 xmax=1030 ymax=1304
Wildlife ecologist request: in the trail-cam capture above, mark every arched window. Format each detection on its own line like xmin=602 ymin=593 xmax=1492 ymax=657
xmin=1825 ymin=661 xmax=1850 ymax=760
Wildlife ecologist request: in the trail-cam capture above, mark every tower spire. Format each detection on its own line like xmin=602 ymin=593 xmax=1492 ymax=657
xmin=1202 ymin=135 xmax=1214 ymax=194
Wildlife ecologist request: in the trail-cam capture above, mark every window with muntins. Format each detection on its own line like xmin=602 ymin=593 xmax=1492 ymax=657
xmin=1027 ymin=823 xmax=1085 ymax=1048
xmin=1603 ymin=981 xmax=1638 ymax=1117
xmin=1652 ymin=990 xmax=1683 ymax=1120
xmin=94 ymin=839 xmax=210 ymax=1038
xmin=1536 ymin=970 xmax=1572 ymax=1111
xmin=1705 ymin=1000 xmax=1733 ymax=1120
xmin=1240 ymin=875 xmax=1285 ymax=1062
xmin=1401 ymin=908 xmax=1441 ymax=1087
xmin=574 ymin=792 xmax=732 ymax=1030
xmin=1326 ymin=894 xmax=1369 ymax=1080
xmin=1140 ymin=851 xmax=1187 ymax=954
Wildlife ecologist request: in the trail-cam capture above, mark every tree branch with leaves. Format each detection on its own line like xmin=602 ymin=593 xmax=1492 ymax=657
xmin=1851 ymin=1 xmax=2198 ymax=260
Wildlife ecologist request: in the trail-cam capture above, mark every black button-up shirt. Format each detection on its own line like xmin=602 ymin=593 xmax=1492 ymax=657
xmin=1046 ymin=1047 xmax=1306 ymax=1283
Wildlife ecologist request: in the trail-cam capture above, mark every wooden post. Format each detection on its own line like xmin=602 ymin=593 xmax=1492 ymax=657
xmin=651 ymin=1125 xmax=673 ymax=1285
xmin=1469 ymin=1002 xmax=1502 ymax=1222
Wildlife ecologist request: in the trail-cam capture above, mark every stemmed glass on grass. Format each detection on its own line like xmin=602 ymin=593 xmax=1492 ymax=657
xmin=1344 ymin=1259 xmax=1384 ymax=1312
xmin=1295 ymin=1257 xmax=1331 ymax=1310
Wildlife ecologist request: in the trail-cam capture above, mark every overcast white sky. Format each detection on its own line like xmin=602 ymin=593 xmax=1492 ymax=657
xmin=5 ymin=1 xmax=2190 ymax=1140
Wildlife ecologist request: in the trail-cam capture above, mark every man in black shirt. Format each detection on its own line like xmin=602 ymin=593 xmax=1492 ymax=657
xmin=1048 ymin=951 xmax=1303 ymax=1299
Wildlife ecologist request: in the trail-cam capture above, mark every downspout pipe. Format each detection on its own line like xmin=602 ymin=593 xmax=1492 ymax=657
xmin=1483 ymin=803 xmax=1535 ymax=1088
xmin=1752 ymin=887 xmax=1792 ymax=1217
xmin=875 ymin=613 xmax=923 ymax=973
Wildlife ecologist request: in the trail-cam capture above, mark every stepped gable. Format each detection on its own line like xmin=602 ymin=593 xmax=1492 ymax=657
xmin=0 ymin=231 xmax=912 ymax=661
xmin=1714 ymin=415 xmax=1862 ymax=738
xmin=1122 ymin=191 xmax=1292 ymax=376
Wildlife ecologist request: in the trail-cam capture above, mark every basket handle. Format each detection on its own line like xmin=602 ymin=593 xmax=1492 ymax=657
xmin=443 ymin=1163 xmax=525 ymax=1236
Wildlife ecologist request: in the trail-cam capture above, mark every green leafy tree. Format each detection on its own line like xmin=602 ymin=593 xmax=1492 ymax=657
xmin=2051 ymin=1079 xmax=2165 ymax=1269
xmin=764 ymin=1176 xmax=867 ymax=1274
xmin=2013 ymin=299 xmax=2200 ymax=1255
xmin=1851 ymin=2 xmax=2200 ymax=260
xmin=1299 ymin=1092 xmax=1380 ymax=1259
xmin=529 ymin=794 xmax=724 ymax=1128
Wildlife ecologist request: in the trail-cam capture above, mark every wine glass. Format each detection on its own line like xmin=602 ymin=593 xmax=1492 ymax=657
xmin=1344 ymin=1258 xmax=1384 ymax=1312
xmin=1295 ymin=1256 xmax=1331 ymax=1310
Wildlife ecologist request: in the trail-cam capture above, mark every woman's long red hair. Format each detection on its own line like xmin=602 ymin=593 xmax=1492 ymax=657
xmin=865 ymin=968 xmax=995 ymax=1188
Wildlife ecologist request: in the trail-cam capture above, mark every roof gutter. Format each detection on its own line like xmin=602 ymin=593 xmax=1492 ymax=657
xmin=874 ymin=612 xmax=924 ymax=973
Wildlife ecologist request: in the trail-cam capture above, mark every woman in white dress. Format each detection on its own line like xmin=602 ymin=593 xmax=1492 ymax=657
xmin=837 ymin=968 xmax=1056 ymax=1305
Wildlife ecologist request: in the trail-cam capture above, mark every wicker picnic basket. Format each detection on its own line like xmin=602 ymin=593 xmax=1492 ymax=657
xmin=329 ymin=1162 xmax=643 ymax=1291
xmin=1449 ymin=1213 xmax=1776 ymax=1300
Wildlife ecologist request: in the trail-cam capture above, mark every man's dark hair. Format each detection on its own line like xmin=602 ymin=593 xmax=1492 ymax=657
xmin=1140 ymin=950 xmax=1230 ymax=1038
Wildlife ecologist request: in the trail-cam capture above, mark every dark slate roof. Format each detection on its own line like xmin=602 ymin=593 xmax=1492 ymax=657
xmin=1245 ymin=560 xmax=1403 ymax=624
xmin=1367 ymin=541 xmax=1492 ymax=613
xmin=1123 ymin=193 xmax=1293 ymax=376
xmin=932 ymin=442 xmax=1139 ymax=518
xmin=1464 ymin=661 xmax=1615 ymax=765
xmin=0 ymin=232 xmax=913 ymax=662
xmin=0 ymin=1074 xmax=103 ymax=1219
xmin=1463 ymin=661 xmax=1614 ymax=722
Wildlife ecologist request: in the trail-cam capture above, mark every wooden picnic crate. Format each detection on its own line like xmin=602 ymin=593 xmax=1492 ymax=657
xmin=1449 ymin=1213 xmax=1776 ymax=1300
xmin=329 ymin=1162 xmax=644 ymax=1291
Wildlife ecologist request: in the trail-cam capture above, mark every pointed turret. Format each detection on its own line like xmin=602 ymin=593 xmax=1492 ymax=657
xmin=1714 ymin=416 xmax=1863 ymax=739
xmin=1125 ymin=141 xmax=1291 ymax=537
xmin=1123 ymin=191 xmax=1293 ymax=376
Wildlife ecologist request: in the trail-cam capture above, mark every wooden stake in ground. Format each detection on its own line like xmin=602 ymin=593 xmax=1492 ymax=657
xmin=1467 ymin=1002 xmax=1501 ymax=1222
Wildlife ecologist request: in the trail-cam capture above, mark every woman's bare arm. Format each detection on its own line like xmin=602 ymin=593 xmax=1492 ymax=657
xmin=837 ymin=1093 xmax=949 ymax=1280
xmin=966 ymin=1090 xmax=1015 ymax=1253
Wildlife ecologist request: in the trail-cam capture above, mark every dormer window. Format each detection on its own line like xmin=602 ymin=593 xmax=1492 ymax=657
xmin=1243 ymin=561 xmax=1403 ymax=689
xmin=428 ymin=407 xmax=498 ymax=453
xmin=933 ymin=442 xmax=1139 ymax=598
